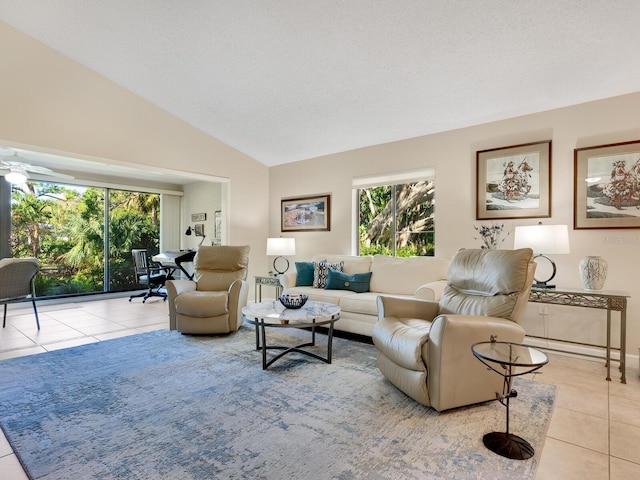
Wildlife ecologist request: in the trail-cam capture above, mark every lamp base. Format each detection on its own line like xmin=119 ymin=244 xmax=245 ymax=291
xmin=483 ymin=432 xmax=535 ymax=460
xmin=272 ymin=256 xmax=290 ymax=275
xmin=532 ymin=254 xmax=558 ymax=289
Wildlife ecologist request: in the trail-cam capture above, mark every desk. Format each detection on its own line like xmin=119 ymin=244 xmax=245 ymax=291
xmin=152 ymin=250 xmax=196 ymax=280
xmin=254 ymin=275 xmax=283 ymax=302
xmin=528 ymin=287 xmax=629 ymax=383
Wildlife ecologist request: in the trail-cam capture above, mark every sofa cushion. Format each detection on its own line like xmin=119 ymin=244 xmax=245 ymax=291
xmin=340 ymin=292 xmax=413 ymax=316
xmin=311 ymin=254 xmax=372 ymax=274
xmin=369 ymin=255 xmax=449 ymax=295
xmin=295 ymin=261 xmax=315 ymax=286
xmin=313 ymin=260 xmax=344 ymax=288
xmin=325 ymin=268 xmax=372 ymax=293
xmin=285 ymin=286 xmax=354 ymax=305
xmin=338 ymin=292 xmax=380 ymax=316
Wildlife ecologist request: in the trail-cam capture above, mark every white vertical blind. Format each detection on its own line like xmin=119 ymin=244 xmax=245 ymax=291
xmin=160 ymin=194 xmax=181 ymax=252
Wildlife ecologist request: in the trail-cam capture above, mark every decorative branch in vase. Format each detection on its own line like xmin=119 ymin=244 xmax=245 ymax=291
xmin=474 ymin=223 xmax=510 ymax=250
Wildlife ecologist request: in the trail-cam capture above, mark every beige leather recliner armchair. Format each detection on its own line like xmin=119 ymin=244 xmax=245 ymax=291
xmin=166 ymin=245 xmax=250 ymax=334
xmin=372 ymin=248 xmax=535 ymax=412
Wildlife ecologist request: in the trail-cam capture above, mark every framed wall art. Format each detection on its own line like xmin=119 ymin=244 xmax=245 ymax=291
xmin=476 ymin=140 xmax=551 ymax=220
xmin=281 ymin=194 xmax=331 ymax=232
xmin=574 ymin=139 xmax=640 ymax=229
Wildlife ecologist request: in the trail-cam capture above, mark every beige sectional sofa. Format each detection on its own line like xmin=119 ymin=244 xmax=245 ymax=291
xmin=280 ymin=254 xmax=449 ymax=337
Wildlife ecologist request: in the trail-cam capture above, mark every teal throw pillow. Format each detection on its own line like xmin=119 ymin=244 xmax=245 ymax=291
xmin=325 ymin=268 xmax=372 ymax=293
xmin=295 ymin=262 xmax=315 ymax=286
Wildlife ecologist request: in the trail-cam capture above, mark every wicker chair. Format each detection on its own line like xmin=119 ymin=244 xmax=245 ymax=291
xmin=0 ymin=258 xmax=41 ymax=330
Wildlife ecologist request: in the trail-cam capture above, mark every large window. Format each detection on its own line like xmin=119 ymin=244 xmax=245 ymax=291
xmin=357 ymin=175 xmax=435 ymax=257
xmin=7 ymin=180 xmax=161 ymax=297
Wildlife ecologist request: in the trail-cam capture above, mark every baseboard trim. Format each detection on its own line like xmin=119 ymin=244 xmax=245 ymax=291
xmin=524 ymin=336 xmax=639 ymax=373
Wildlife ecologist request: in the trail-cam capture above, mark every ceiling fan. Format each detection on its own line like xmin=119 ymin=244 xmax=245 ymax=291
xmin=0 ymin=150 xmax=75 ymax=184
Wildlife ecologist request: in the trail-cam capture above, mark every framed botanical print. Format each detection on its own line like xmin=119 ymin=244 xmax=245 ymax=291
xmin=574 ymin=139 xmax=640 ymax=229
xmin=476 ymin=140 xmax=552 ymax=220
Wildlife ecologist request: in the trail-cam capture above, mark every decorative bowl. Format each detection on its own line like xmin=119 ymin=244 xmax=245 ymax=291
xmin=279 ymin=293 xmax=308 ymax=309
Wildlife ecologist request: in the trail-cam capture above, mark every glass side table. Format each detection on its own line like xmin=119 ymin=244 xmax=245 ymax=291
xmin=471 ymin=340 xmax=549 ymax=460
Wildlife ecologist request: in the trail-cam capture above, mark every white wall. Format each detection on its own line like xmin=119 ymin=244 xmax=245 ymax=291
xmin=270 ymin=92 xmax=640 ymax=362
xmin=0 ymin=21 xmax=270 ymax=284
xmin=2 ymin=18 xmax=638 ymax=359
xmin=182 ymin=182 xmax=223 ymax=250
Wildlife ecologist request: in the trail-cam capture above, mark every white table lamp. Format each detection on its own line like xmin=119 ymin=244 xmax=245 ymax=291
xmin=513 ymin=223 xmax=570 ymax=288
xmin=266 ymin=237 xmax=296 ymax=275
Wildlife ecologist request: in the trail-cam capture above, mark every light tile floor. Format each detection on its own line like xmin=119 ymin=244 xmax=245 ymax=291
xmin=0 ymin=296 xmax=639 ymax=479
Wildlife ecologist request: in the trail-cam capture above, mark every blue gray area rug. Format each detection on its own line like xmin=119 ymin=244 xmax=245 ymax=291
xmin=0 ymin=328 xmax=556 ymax=479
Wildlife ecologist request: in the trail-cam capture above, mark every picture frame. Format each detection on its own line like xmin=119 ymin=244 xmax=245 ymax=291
xmin=194 ymin=223 xmax=205 ymax=236
xmin=191 ymin=213 xmax=206 ymax=222
xmin=574 ymin=139 xmax=640 ymax=229
xmin=476 ymin=140 xmax=551 ymax=220
xmin=281 ymin=194 xmax=331 ymax=232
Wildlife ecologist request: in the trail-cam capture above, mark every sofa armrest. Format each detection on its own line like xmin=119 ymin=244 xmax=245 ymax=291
xmin=377 ymin=295 xmax=439 ymax=321
xmin=426 ymin=314 xmax=526 ymax=411
xmin=166 ymin=279 xmax=197 ymax=330
xmin=280 ymin=272 xmax=297 ymax=289
xmin=414 ymin=280 xmax=448 ymax=301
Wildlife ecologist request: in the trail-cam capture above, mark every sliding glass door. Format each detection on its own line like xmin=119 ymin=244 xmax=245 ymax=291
xmin=107 ymin=189 xmax=161 ymax=292
xmin=6 ymin=180 xmax=160 ymax=297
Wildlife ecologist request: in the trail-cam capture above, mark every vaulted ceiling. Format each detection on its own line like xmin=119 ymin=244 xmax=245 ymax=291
xmin=2 ymin=1 xmax=640 ymax=167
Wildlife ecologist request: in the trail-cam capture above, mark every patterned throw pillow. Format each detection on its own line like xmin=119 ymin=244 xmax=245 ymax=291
xmin=313 ymin=260 xmax=344 ymax=288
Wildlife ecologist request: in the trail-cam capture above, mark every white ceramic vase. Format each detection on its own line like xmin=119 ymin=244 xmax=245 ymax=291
xmin=579 ymin=256 xmax=608 ymax=290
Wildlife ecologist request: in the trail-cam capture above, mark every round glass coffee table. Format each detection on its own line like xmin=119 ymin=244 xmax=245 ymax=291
xmin=472 ymin=340 xmax=549 ymax=460
xmin=242 ymin=301 xmax=341 ymax=370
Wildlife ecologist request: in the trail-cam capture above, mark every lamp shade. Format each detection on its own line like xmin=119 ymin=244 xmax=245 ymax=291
xmin=266 ymin=237 xmax=296 ymax=256
xmin=513 ymin=224 xmax=570 ymax=254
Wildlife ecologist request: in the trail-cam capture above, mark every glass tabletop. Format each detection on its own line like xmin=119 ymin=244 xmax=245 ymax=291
xmin=242 ymin=300 xmax=341 ymax=326
xmin=472 ymin=341 xmax=548 ymax=368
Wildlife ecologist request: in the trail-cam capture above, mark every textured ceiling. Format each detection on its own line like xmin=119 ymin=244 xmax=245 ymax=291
xmin=2 ymin=1 xmax=640 ymax=167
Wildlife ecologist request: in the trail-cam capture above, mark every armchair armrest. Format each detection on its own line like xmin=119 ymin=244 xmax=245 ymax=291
xmin=426 ymin=314 xmax=525 ymax=411
xmin=165 ymin=279 xmax=196 ymax=330
xmin=414 ymin=280 xmax=448 ymax=301
xmin=166 ymin=279 xmax=196 ymax=297
xmin=280 ymin=272 xmax=297 ymax=289
xmin=377 ymin=295 xmax=439 ymax=321
xmin=228 ymin=279 xmax=249 ymax=331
